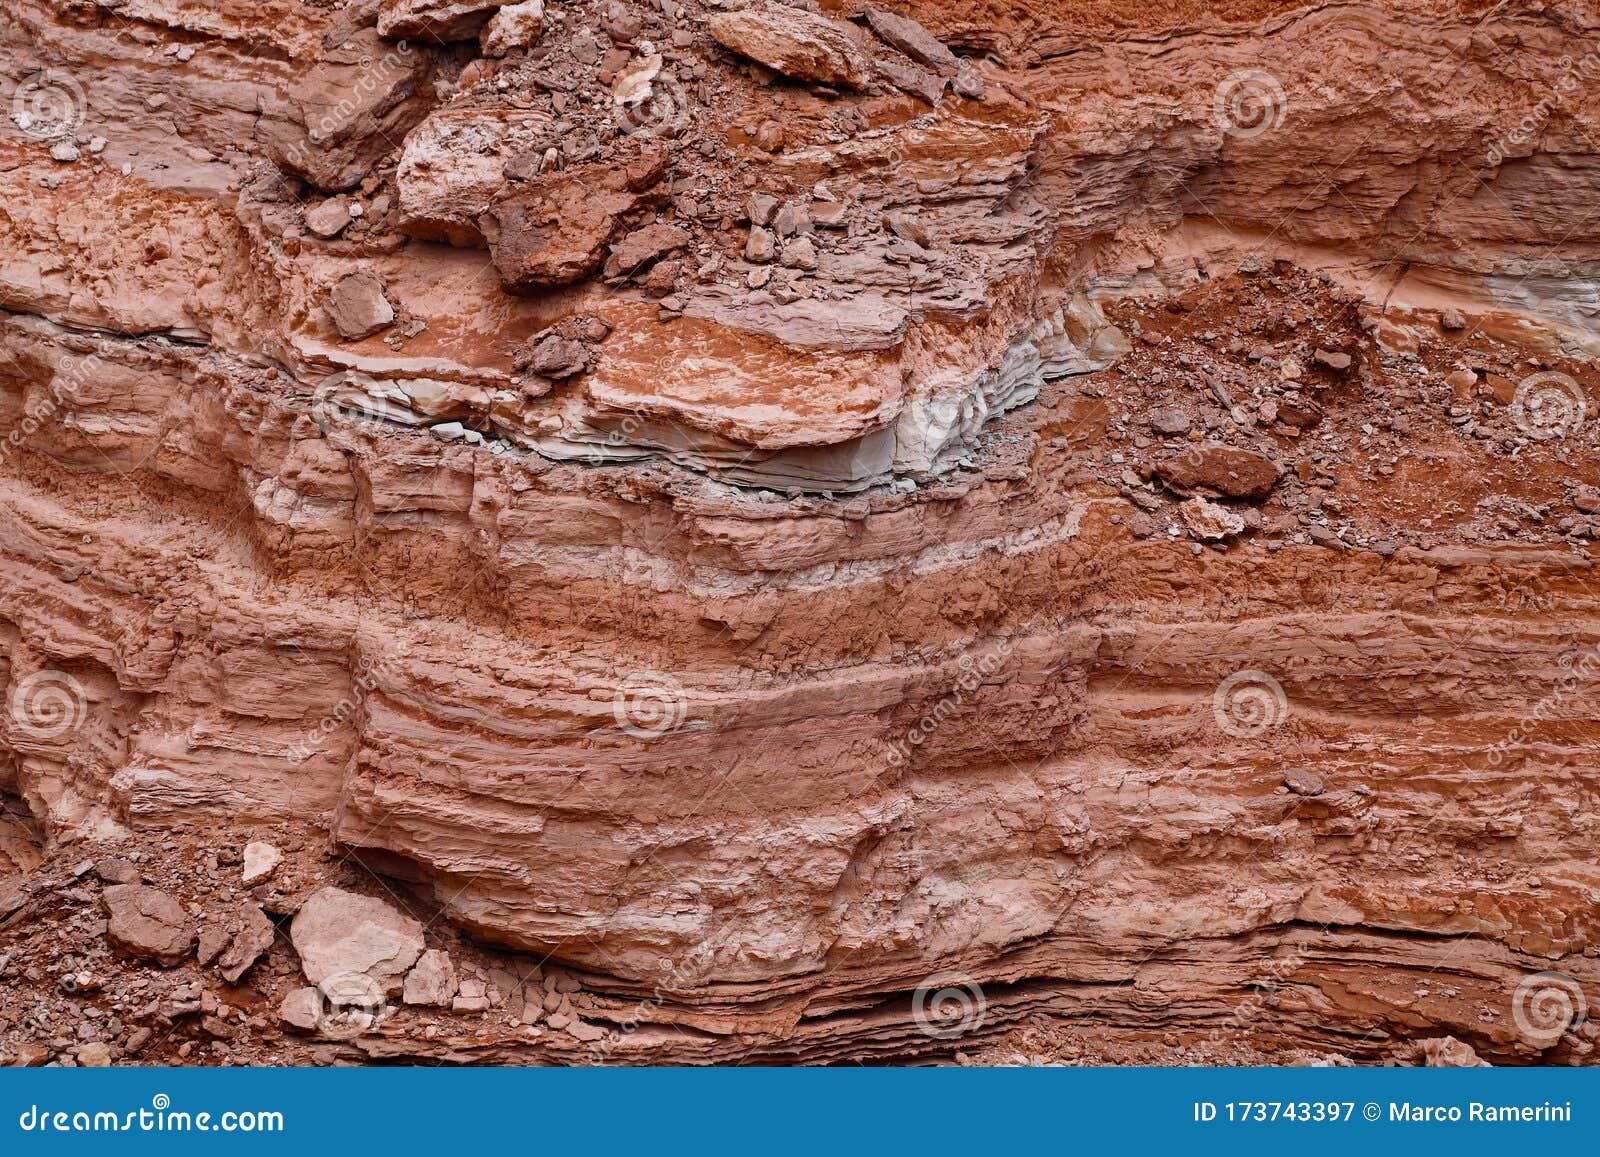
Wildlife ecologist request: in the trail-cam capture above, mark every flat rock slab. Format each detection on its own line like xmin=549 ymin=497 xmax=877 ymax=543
xmin=708 ymin=3 xmax=873 ymax=91
xmin=290 ymin=887 xmax=425 ymax=993
xmin=864 ymin=7 xmax=958 ymax=74
xmin=1156 ymin=444 xmax=1282 ymax=500
xmin=378 ymin=0 xmax=502 ymax=40
xmin=102 ymin=884 xmax=193 ymax=966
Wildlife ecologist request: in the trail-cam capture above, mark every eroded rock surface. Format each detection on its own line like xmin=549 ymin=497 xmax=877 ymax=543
xmin=2 ymin=0 xmax=1600 ymax=1068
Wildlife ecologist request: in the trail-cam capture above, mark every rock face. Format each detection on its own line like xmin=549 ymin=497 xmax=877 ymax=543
xmin=290 ymin=888 xmax=425 ymax=993
xmin=102 ymin=886 xmax=192 ymax=967
xmin=3 ymin=0 xmax=1600 ymax=1068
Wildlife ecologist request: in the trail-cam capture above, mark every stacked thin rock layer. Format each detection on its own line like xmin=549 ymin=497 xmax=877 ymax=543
xmin=1 ymin=0 xmax=1599 ymax=1065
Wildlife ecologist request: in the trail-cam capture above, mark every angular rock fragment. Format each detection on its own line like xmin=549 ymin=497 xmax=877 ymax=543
xmin=874 ymin=56 xmax=946 ymax=106
xmin=483 ymin=149 xmax=669 ymax=292
xmin=612 ymin=54 xmax=663 ymax=106
xmin=1179 ymin=497 xmax=1245 ymax=541
xmin=217 ymin=904 xmax=277 ymax=984
xmin=325 ymin=271 xmax=395 ymax=341
xmin=289 ymin=887 xmax=425 ymax=993
xmin=1313 ymin=348 xmax=1353 ymax=373
xmin=707 ymin=2 xmax=873 ymax=91
xmin=241 ymin=841 xmax=282 ymax=886
xmin=745 ymin=226 xmax=776 ymax=263
xmin=404 ymin=949 xmax=459 ymax=1006
xmin=1422 ymin=1036 xmax=1490 ymax=1067
xmin=93 ymin=857 xmax=140 ymax=886
xmin=196 ymin=926 xmax=230 ymax=966
xmin=76 ymin=1042 xmax=113 ymax=1067
xmin=304 ymin=199 xmax=353 ymax=239
xmin=102 ymin=885 xmax=192 ymax=967
xmin=781 ymin=236 xmax=819 ymax=271
xmin=605 ymin=222 xmax=690 ymax=279
xmin=517 ymin=333 xmax=589 ymax=379
xmin=278 ymin=987 xmax=321 ymax=1033
xmin=481 ymin=0 xmax=544 ymax=56
xmin=260 ymin=29 xmax=436 ymax=192
xmin=1156 ymin=444 xmax=1282 ymax=500
xmin=451 ymin=976 xmax=491 ymax=1012
xmin=1150 ymin=409 xmax=1192 ymax=436
xmin=395 ymin=107 xmax=551 ymax=247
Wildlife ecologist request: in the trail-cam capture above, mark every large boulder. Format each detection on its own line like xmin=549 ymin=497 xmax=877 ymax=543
xmin=102 ymin=885 xmax=193 ymax=967
xmin=289 ymin=887 xmax=425 ymax=994
xmin=708 ymin=2 xmax=873 ymax=91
